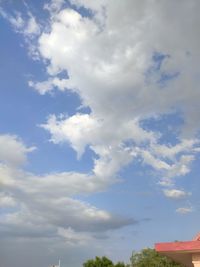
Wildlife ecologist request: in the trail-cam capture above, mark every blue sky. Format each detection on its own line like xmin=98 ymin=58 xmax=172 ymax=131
xmin=1 ymin=1 xmax=200 ymax=267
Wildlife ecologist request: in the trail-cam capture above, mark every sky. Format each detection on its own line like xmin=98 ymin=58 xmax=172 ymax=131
xmin=1 ymin=0 xmax=200 ymax=267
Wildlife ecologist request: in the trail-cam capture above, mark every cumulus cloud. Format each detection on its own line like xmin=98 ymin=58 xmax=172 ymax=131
xmin=0 ymin=163 xmax=134 ymax=238
xmin=41 ymin=113 xmax=158 ymax=179
xmin=42 ymin=111 xmax=197 ymax=188
xmin=28 ymin=78 xmax=70 ymax=95
xmin=1 ymin=0 xmax=200 ymax=241
xmin=1 ymin=1 xmax=198 ymax=221
xmin=0 ymin=134 xmax=35 ymax=167
xmin=26 ymin=0 xmax=200 ymax=198
xmin=1 ymin=1 xmax=200 ymax=265
xmin=0 ymin=190 xmax=134 ymax=239
xmin=0 ymin=134 xmax=135 ymax=243
xmin=151 ymin=139 xmax=199 ymax=160
xmin=163 ymin=189 xmax=191 ymax=200
xmin=176 ymin=207 xmax=193 ymax=214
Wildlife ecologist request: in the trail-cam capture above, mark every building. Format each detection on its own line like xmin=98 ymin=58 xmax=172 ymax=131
xmin=155 ymin=233 xmax=200 ymax=267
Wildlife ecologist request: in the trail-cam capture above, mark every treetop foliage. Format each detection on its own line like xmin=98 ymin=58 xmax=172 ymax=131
xmin=83 ymin=249 xmax=183 ymax=267
xmin=83 ymin=256 xmax=126 ymax=267
xmin=130 ymin=248 xmax=183 ymax=267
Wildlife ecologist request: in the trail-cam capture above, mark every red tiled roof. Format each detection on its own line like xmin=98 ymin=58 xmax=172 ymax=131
xmin=155 ymin=240 xmax=200 ymax=252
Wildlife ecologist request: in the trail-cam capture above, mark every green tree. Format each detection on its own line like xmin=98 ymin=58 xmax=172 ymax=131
xmin=130 ymin=248 xmax=183 ymax=267
xmin=115 ymin=262 xmax=127 ymax=267
xmin=83 ymin=256 xmax=127 ymax=267
xmin=83 ymin=256 xmax=114 ymax=267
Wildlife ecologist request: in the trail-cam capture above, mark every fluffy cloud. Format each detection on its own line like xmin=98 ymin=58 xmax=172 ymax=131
xmin=36 ymin=0 xmax=200 ymax=123
xmin=0 ymin=134 xmax=35 ymax=167
xmin=42 ymin=112 xmax=197 ymax=188
xmin=42 ymin=113 xmax=101 ymax=157
xmin=1 ymin=0 xmax=199 ymax=243
xmin=0 ymin=134 xmax=135 ymax=242
xmin=0 ymin=164 xmax=134 ymax=237
xmin=1 ymin=1 xmax=200 ymax=266
xmin=163 ymin=189 xmax=191 ymax=200
xmin=28 ymin=78 xmax=70 ymax=95
xmin=176 ymin=207 xmax=193 ymax=214
xmin=26 ymin=0 xmax=200 ymax=199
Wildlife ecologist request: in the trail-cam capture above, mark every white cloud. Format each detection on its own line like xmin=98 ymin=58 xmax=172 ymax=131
xmin=42 ymin=113 xmax=100 ymax=157
xmin=9 ymin=13 xmax=24 ymax=29
xmin=140 ymin=149 xmax=170 ymax=171
xmin=0 ymin=135 xmax=134 ymax=241
xmin=42 ymin=113 xmax=158 ymax=179
xmin=0 ymin=188 xmax=133 ymax=237
xmin=152 ymin=139 xmax=199 ymax=160
xmin=176 ymin=207 xmax=193 ymax=214
xmin=44 ymin=0 xmax=65 ymax=15
xmin=0 ymin=132 xmax=134 ymax=240
xmin=163 ymin=189 xmax=191 ymax=200
xmin=167 ymin=155 xmax=195 ymax=178
xmin=29 ymin=0 xmax=200 ymax=193
xmin=0 ymin=134 xmax=35 ymax=167
xmin=7 ymin=169 xmax=113 ymax=198
xmin=25 ymin=15 xmax=40 ymax=35
xmin=2 ymin=0 xmax=200 ymax=246
xmin=0 ymin=7 xmax=40 ymax=42
xmin=28 ymin=78 xmax=70 ymax=95
xmin=0 ymin=8 xmax=24 ymax=29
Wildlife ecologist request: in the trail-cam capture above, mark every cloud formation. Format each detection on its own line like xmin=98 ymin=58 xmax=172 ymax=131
xmin=0 ymin=134 xmax=135 ymax=244
xmin=0 ymin=134 xmax=35 ymax=167
xmin=163 ymin=189 xmax=191 ymax=200
xmin=28 ymin=0 xmax=200 ymax=204
xmin=0 ymin=7 xmax=40 ymax=36
xmin=1 ymin=1 xmax=200 ymax=266
xmin=176 ymin=207 xmax=193 ymax=214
